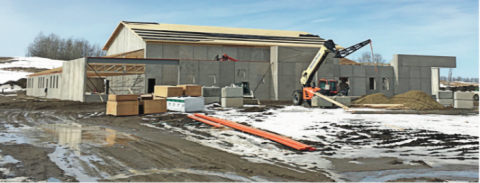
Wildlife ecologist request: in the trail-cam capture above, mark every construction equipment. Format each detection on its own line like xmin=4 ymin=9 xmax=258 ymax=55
xmin=293 ymin=39 xmax=372 ymax=106
xmin=317 ymin=79 xmax=338 ymax=96
xmin=214 ymin=54 xmax=238 ymax=61
xmin=233 ymin=82 xmax=255 ymax=99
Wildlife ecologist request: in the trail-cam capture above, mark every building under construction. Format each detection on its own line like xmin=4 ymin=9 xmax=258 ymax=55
xmin=25 ymin=21 xmax=456 ymax=102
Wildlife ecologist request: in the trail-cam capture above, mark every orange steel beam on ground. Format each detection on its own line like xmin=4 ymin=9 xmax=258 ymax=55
xmin=193 ymin=114 xmax=316 ymax=151
xmin=187 ymin=115 xmax=224 ymax=128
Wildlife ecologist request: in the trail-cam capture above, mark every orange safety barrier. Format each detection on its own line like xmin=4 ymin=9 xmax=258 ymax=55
xmin=193 ymin=113 xmax=316 ymax=151
xmin=188 ymin=115 xmax=224 ymax=128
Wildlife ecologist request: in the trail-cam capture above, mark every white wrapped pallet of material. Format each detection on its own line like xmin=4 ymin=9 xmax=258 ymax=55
xmin=166 ymin=97 xmax=204 ymax=112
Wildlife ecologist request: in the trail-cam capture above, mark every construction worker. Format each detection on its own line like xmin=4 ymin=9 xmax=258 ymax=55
xmin=339 ymin=79 xmax=349 ymax=96
xmin=44 ymin=88 xmax=48 ymax=98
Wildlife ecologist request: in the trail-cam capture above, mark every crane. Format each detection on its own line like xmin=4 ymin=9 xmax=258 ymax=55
xmin=293 ymin=39 xmax=372 ymax=106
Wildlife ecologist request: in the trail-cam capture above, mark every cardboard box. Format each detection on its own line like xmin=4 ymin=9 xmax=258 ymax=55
xmin=108 ymin=95 xmax=138 ymax=101
xmin=154 ymin=86 xmax=183 ymax=97
xmin=106 ymin=101 xmax=139 ymax=116
xmin=177 ymin=85 xmax=202 ymax=97
xmin=143 ymin=98 xmax=167 ymax=114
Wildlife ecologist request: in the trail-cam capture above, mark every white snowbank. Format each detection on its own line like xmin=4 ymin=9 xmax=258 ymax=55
xmin=0 ymin=57 xmax=64 ymax=84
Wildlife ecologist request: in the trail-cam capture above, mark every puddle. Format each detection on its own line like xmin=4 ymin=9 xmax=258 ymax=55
xmin=342 ymin=169 xmax=479 ymax=182
xmin=47 ymin=177 xmax=61 ymax=182
xmin=25 ymin=122 xmax=139 ymax=155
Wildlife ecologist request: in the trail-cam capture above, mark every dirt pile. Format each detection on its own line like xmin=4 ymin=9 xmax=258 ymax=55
xmin=389 ymin=90 xmax=445 ymax=110
xmin=353 ymin=91 xmax=445 ymax=110
xmin=353 ymin=93 xmax=390 ymax=105
xmin=1 ymin=78 xmax=27 ymax=88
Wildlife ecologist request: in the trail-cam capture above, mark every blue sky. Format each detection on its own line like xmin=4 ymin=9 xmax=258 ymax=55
xmin=0 ymin=0 xmax=478 ymax=78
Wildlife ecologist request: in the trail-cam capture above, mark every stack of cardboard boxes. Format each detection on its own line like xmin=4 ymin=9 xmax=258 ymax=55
xmin=154 ymin=85 xmax=205 ymax=112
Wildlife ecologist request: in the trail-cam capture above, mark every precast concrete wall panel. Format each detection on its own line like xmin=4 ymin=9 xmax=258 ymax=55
xmin=219 ymin=61 xmax=235 ymax=87
xmin=162 ymin=65 xmax=178 ymax=85
xmin=207 ymin=46 xmax=222 ymax=61
xmin=421 ymin=78 xmax=432 ymax=95
xmin=222 ymin=47 xmax=237 ymax=59
xmin=250 ymin=62 xmax=271 ymax=100
xmin=352 ymin=65 xmax=366 ymax=77
xmin=146 ymin=44 xmax=162 ymax=58
xmin=340 ymin=65 xmax=353 ymax=77
xmin=409 ymin=67 xmax=421 ymax=79
xmin=398 ymin=67 xmax=410 ymax=78
xmin=278 ymin=75 xmax=296 ymax=100
xmin=179 ymin=45 xmax=194 ymax=59
xmin=378 ymin=67 xmax=394 ymax=77
xmin=420 ymin=67 xmax=431 ymax=79
xmin=199 ymin=61 xmax=220 ymax=87
xmin=397 ymin=78 xmax=410 ymax=94
xmin=364 ymin=66 xmax=378 ymax=78
xmin=234 ymin=62 xmax=250 ymax=83
xmin=397 ymin=54 xmax=456 ymax=67
xmin=61 ymin=58 xmax=86 ymax=101
xmin=193 ymin=46 xmax=208 ymax=60
xmin=409 ymin=78 xmax=421 ymax=91
xmin=237 ymin=47 xmax=252 ymax=61
xmin=280 ymin=62 xmax=295 ymax=76
xmin=106 ymin=74 xmax=145 ymax=95
xmin=252 ymin=48 xmax=269 ymax=61
xmin=179 ymin=60 xmax=199 ymax=84
xmin=107 ymin=26 xmax=145 ymax=56
xmin=163 ymin=45 xmax=180 ymax=59
xmin=351 ymin=77 xmax=366 ymax=96
xmin=277 ymin=47 xmax=317 ymax=63
xmin=145 ymin=64 xmax=163 ymax=85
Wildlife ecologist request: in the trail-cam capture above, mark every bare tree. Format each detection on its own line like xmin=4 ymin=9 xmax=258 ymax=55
xmin=26 ymin=32 xmax=105 ymax=60
xmin=354 ymin=52 xmax=386 ymax=63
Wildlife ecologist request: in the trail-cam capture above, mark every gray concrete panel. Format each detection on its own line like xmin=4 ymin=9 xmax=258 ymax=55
xmin=237 ymin=47 xmax=252 ymax=61
xmin=84 ymin=94 xmax=108 ymax=102
xmin=179 ymin=60 xmax=199 ymax=84
xmin=234 ymin=62 xmax=250 ymax=83
xmin=339 ymin=65 xmax=353 ymax=77
xmin=219 ymin=61 xmax=235 ymax=87
xmin=317 ymin=63 xmax=334 ymax=78
xmin=162 ymin=45 xmax=179 ymax=59
xmin=438 ymin=91 xmax=453 ymax=99
xmin=332 ymin=65 xmax=340 ymax=77
xmin=207 ymin=46 xmax=222 ymax=61
xmin=263 ymin=48 xmax=270 ymax=62
xmin=222 ymin=47 xmax=237 ymax=59
xmin=397 ymin=78 xmax=410 ymax=94
xmin=409 ymin=78 xmax=421 ymax=91
xmin=193 ymin=46 xmax=208 ymax=60
xmin=278 ymin=47 xmax=317 ymax=63
xmin=364 ymin=66 xmax=378 ymax=77
xmin=378 ymin=66 xmax=394 ymax=77
xmin=352 ymin=65 xmax=365 ymax=77
xmin=250 ymin=62 xmax=271 ymax=100
xmin=161 ymin=65 xmax=178 ymax=85
xmin=278 ymin=75 xmax=296 ymax=100
xmin=398 ymin=67 xmax=410 ymax=78
xmin=280 ymin=62 xmax=295 ymax=76
xmin=409 ymin=67 xmax=421 ymax=79
xmin=420 ymin=67 xmax=431 ymax=79
xmin=145 ymin=64 xmax=163 ymax=85
xmin=198 ymin=61 xmax=220 ymax=87
xmin=179 ymin=45 xmax=194 ymax=60
xmin=146 ymin=44 xmax=162 ymax=58
xmin=350 ymin=77 xmax=366 ymax=96
xmin=251 ymin=48 xmax=267 ymax=61
xmin=397 ymin=54 xmax=456 ymax=68
xmin=421 ymin=78 xmax=432 ymax=95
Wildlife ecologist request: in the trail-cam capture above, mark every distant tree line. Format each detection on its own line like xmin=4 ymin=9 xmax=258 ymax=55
xmin=354 ymin=52 xmax=386 ymax=63
xmin=26 ymin=32 xmax=105 ymax=60
xmin=440 ymin=76 xmax=479 ymax=83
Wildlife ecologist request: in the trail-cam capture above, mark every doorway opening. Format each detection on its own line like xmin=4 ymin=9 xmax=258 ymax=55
xmin=147 ymin=78 xmax=156 ymax=94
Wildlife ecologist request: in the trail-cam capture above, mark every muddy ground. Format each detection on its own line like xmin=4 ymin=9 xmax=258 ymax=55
xmin=0 ymin=95 xmax=478 ymax=182
xmin=0 ymin=96 xmax=333 ymax=182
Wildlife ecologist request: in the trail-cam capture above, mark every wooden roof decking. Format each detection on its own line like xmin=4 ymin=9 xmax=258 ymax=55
xmin=103 ymin=21 xmax=327 ymax=50
xmin=27 ymin=67 xmax=63 ymax=77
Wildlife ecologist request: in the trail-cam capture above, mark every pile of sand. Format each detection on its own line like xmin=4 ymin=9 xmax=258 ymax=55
xmin=353 ymin=90 xmax=445 ymax=110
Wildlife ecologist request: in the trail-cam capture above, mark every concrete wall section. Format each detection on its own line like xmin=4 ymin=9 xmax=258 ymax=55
xmin=198 ymin=61 xmax=220 ymax=87
xmin=431 ymin=68 xmax=440 ymax=96
xmin=61 ymin=58 xmax=86 ymax=101
xmin=219 ymin=61 xmax=235 ymax=87
xmin=396 ymin=54 xmax=456 ymax=68
xmin=178 ymin=60 xmax=199 ymax=85
xmin=107 ymin=26 xmax=145 ymax=56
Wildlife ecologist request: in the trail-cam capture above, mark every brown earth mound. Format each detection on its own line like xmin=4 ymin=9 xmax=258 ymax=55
xmin=353 ymin=93 xmax=390 ymax=105
xmin=353 ymin=91 xmax=445 ymax=110
xmin=389 ymin=90 xmax=445 ymax=110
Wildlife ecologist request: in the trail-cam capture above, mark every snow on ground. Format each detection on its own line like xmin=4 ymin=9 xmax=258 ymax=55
xmin=0 ymin=57 xmax=64 ymax=84
xmin=145 ymin=105 xmax=479 ymax=181
xmin=0 ymin=84 xmax=23 ymax=92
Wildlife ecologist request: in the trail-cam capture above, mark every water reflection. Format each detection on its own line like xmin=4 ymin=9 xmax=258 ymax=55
xmin=38 ymin=123 xmax=138 ymax=155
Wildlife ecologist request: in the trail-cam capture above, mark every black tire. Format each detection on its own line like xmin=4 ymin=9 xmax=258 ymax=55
xmin=293 ymin=90 xmax=303 ymax=105
xmin=474 ymin=94 xmax=479 ymax=101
